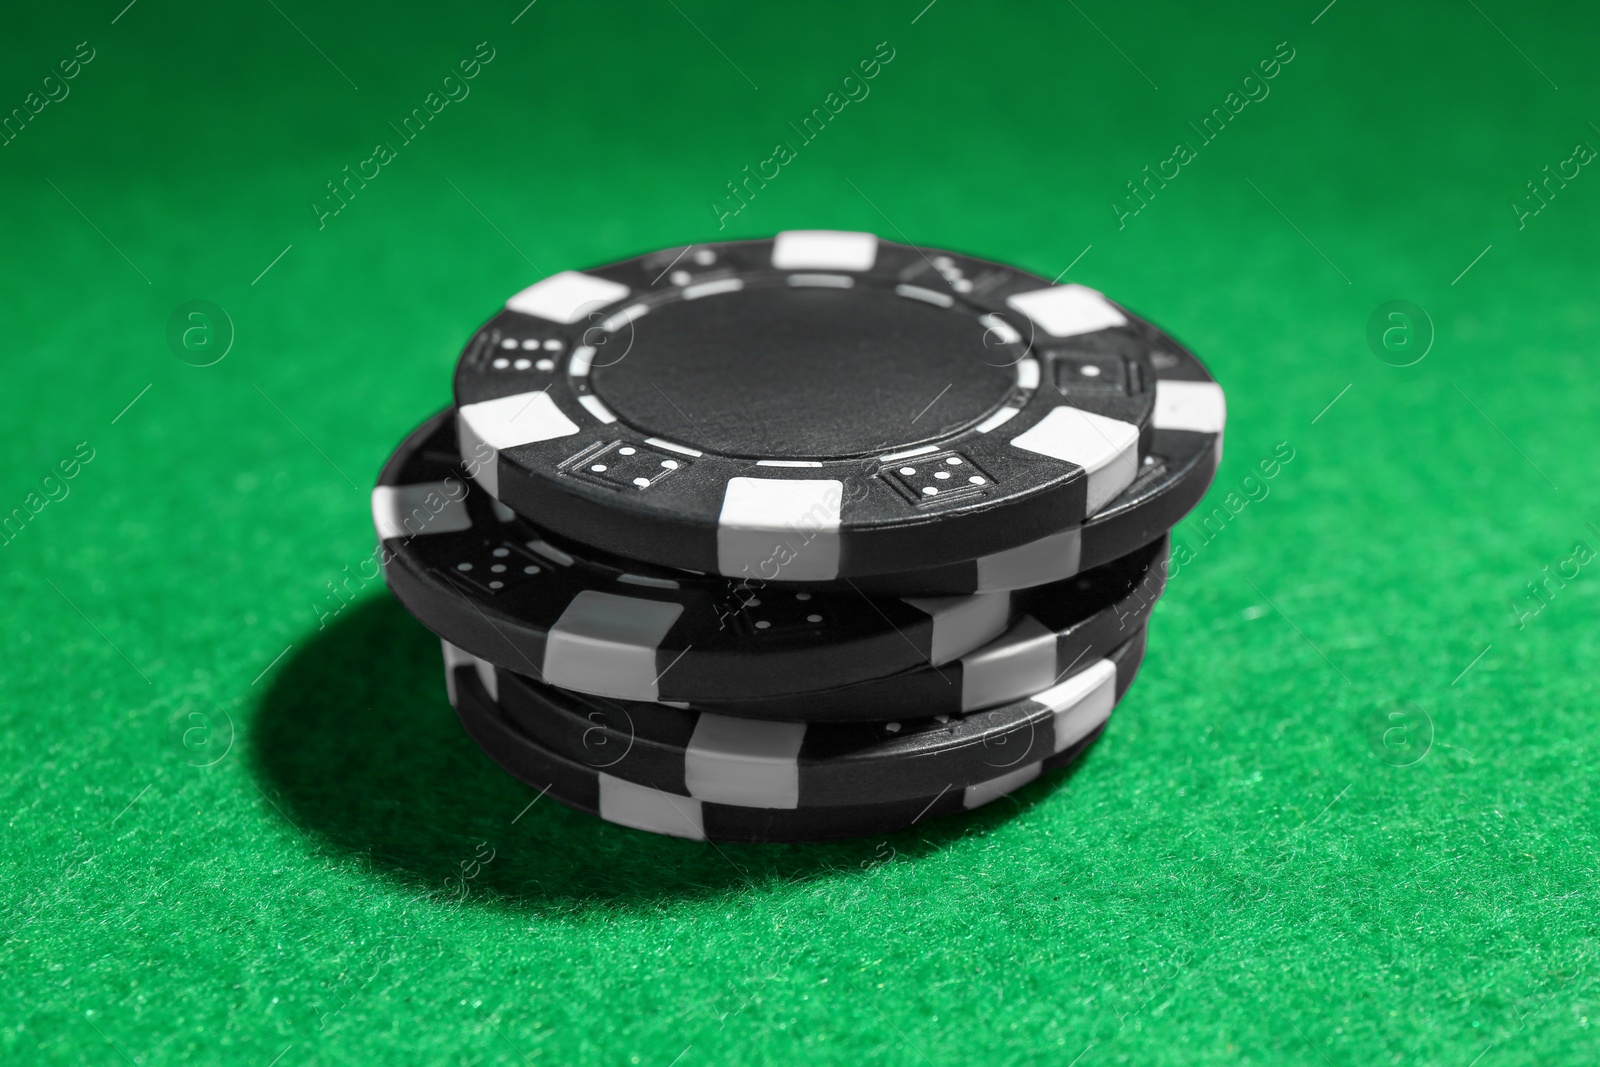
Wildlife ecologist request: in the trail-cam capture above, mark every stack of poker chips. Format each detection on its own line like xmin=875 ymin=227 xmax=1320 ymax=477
xmin=373 ymin=232 xmax=1224 ymax=844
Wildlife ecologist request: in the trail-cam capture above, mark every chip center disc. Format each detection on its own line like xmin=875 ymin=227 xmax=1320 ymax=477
xmin=588 ymin=286 xmax=1017 ymax=459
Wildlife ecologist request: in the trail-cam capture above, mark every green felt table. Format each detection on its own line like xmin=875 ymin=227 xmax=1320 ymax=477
xmin=5 ymin=0 xmax=1599 ymax=1063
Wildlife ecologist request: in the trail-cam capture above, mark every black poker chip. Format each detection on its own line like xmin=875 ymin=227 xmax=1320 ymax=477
xmin=690 ymin=534 xmax=1166 ymax=722
xmin=449 ymin=627 xmax=1144 ymax=810
xmin=374 ymin=409 xmax=1017 ymax=704
xmin=445 ymin=651 xmax=1110 ymax=844
xmin=452 ymin=232 xmax=1183 ymax=583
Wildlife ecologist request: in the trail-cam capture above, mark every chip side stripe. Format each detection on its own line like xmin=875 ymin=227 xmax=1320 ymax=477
xmin=458 ymin=391 xmax=582 ymax=450
xmin=959 ymin=615 xmax=1060 ymax=711
xmin=717 ymin=478 xmax=843 ymax=580
xmin=597 ymin=773 xmax=708 ymax=839
xmin=527 ymin=539 xmax=574 ymax=566
xmin=1005 ymin=283 xmax=1127 ymax=337
xmin=963 ymin=761 xmax=1042 ymax=809
xmin=787 ymin=273 xmax=854 ymax=288
xmin=616 ymin=573 xmax=681 ymax=589
xmin=684 ymin=714 xmax=806 ymax=808
xmin=601 ymin=303 xmax=650 ymax=332
xmin=894 ymin=284 xmax=954 ymax=307
xmin=683 ymin=278 xmax=745 ymax=300
xmin=372 ymin=483 xmax=473 ymax=540
xmin=645 ymin=437 xmax=704 ymax=457
xmin=771 ymin=230 xmax=878 ymax=270
xmin=974 ymin=406 xmax=1021 ymax=434
xmin=904 ymin=591 xmax=1013 ymax=666
xmin=542 ymin=591 xmax=684 ymax=700
xmin=1050 ymin=663 xmax=1117 ymax=753
xmin=980 ymin=313 xmax=1022 ymax=345
xmin=1153 ymin=379 xmax=1227 ymax=433
xmin=1009 ymin=408 xmax=1140 ymax=512
xmin=880 ymin=444 xmax=938 ymax=462
xmin=578 ymin=394 xmax=618 ymax=424
xmin=506 ymin=271 xmax=631 ymax=324
xmin=972 ymin=526 xmax=1082 ymax=591
xmin=1015 ymin=358 xmax=1041 ymax=390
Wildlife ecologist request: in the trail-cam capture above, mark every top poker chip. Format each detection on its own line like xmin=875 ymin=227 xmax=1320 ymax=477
xmin=454 ymin=231 xmax=1167 ymax=582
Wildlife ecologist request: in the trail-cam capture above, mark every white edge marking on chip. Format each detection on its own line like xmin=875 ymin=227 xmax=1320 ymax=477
xmin=1009 ymin=407 xmax=1139 ymax=512
xmin=601 ymin=303 xmax=649 ymax=332
xmin=880 ymin=444 xmax=938 ymax=462
xmin=683 ymin=278 xmax=744 ymax=300
xmin=490 ymin=500 xmax=516 ymax=523
xmin=527 ymin=539 xmax=573 ymax=566
xmin=439 ymin=639 xmax=475 ymax=707
xmin=455 ymin=649 xmax=500 ymax=704
xmin=717 ymin=478 xmax=843 ymax=581
xmin=684 ymin=714 xmax=807 ymax=808
xmin=506 ymin=271 xmax=631 ymax=324
xmin=1152 ymin=379 xmax=1227 ymax=434
xmin=895 ymin=284 xmax=953 ymax=307
xmin=903 ymin=591 xmax=1012 ymax=666
xmin=598 ymin=773 xmax=707 ymax=840
xmin=964 ymin=761 xmax=1042 ymax=809
xmin=1005 ymin=284 xmax=1127 ymax=337
xmin=578 ymin=394 xmax=618 ymax=424
xmin=974 ymin=406 xmax=1021 ymax=434
xmin=1004 ymin=286 xmax=1132 ymax=335
xmin=787 ymin=273 xmax=854 ymax=288
xmin=771 ymin=230 xmax=877 ymax=271
xmin=542 ymin=591 xmax=684 ymax=700
xmin=459 ymin=391 xmax=582 ymax=451
xmin=472 ymin=654 xmax=499 ymax=703
xmin=980 ymin=313 xmax=1022 ymax=345
xmin=1015 ymin=358 xmax=1041 ymax=390
xmin=1034 ymin=658 xmax=1117 ymax=753
xmin=645 ymin=437 xmax=704 ymax=457
xmin=973 ymin=526 xmax=1082 ymax=591
xmin=372 ymin=482 xmax=473 ymax=540
xmin=959 ymin=615 xmax=1059 ymax=711
xmin=617 ymin=573 xmax=680 ymax=590
xmin=569 ymin=345 xmax=596 ymax=377
xmin=756 ymin=459 xmax=823 ymax=468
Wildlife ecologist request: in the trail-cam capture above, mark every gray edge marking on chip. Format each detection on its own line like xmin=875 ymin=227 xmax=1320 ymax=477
xmin=1003 ymin=283 xmax=1128 ymax=337
xmin=972 ymin=526 xmax=1083 ymax=592
xmin=598 ymin=773 xmax=707 ymax=839
xmin=716 ymin=478 xmax=843 ymax=581
xmin=959 ymin=615 xmax=1059 ymax=711
xmin=903 ymin=591 xmax=1013 ymax=666
xmin=466 ymin=652 xmax=499 ymax=703
xmin=458 ymin=391 xmax=582 ymax=455
xmin=963 ymin=761 xmax=1043 ymax=809
xmin=542 ymin=591 xmax=684 ymax=700
xmin=788 ymin=273 xmax=854 ymax=288
xmin=505 ymin=270 xmax=631 ymax=324
xmin=1152 ymin=379 xmax=1227 ymax=433
xmin=770 ymin=230 xmax=878 ymax=271
xmin=1048 ymin=659 xmax=1117 ymax=753
xmin=440 ymin=640 xmax=477 ymax=707
xmin=684 ymin=714 xmax=807 ymax=808
xmin=1009 ymin=407 xmax=1140 ymax=513
xmin=372 ymin=483 xmax=473 ymax=541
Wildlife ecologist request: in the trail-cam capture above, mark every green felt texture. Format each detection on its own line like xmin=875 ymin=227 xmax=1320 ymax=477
xmin=4 ymin=0 xmax=1599 ymax=1062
